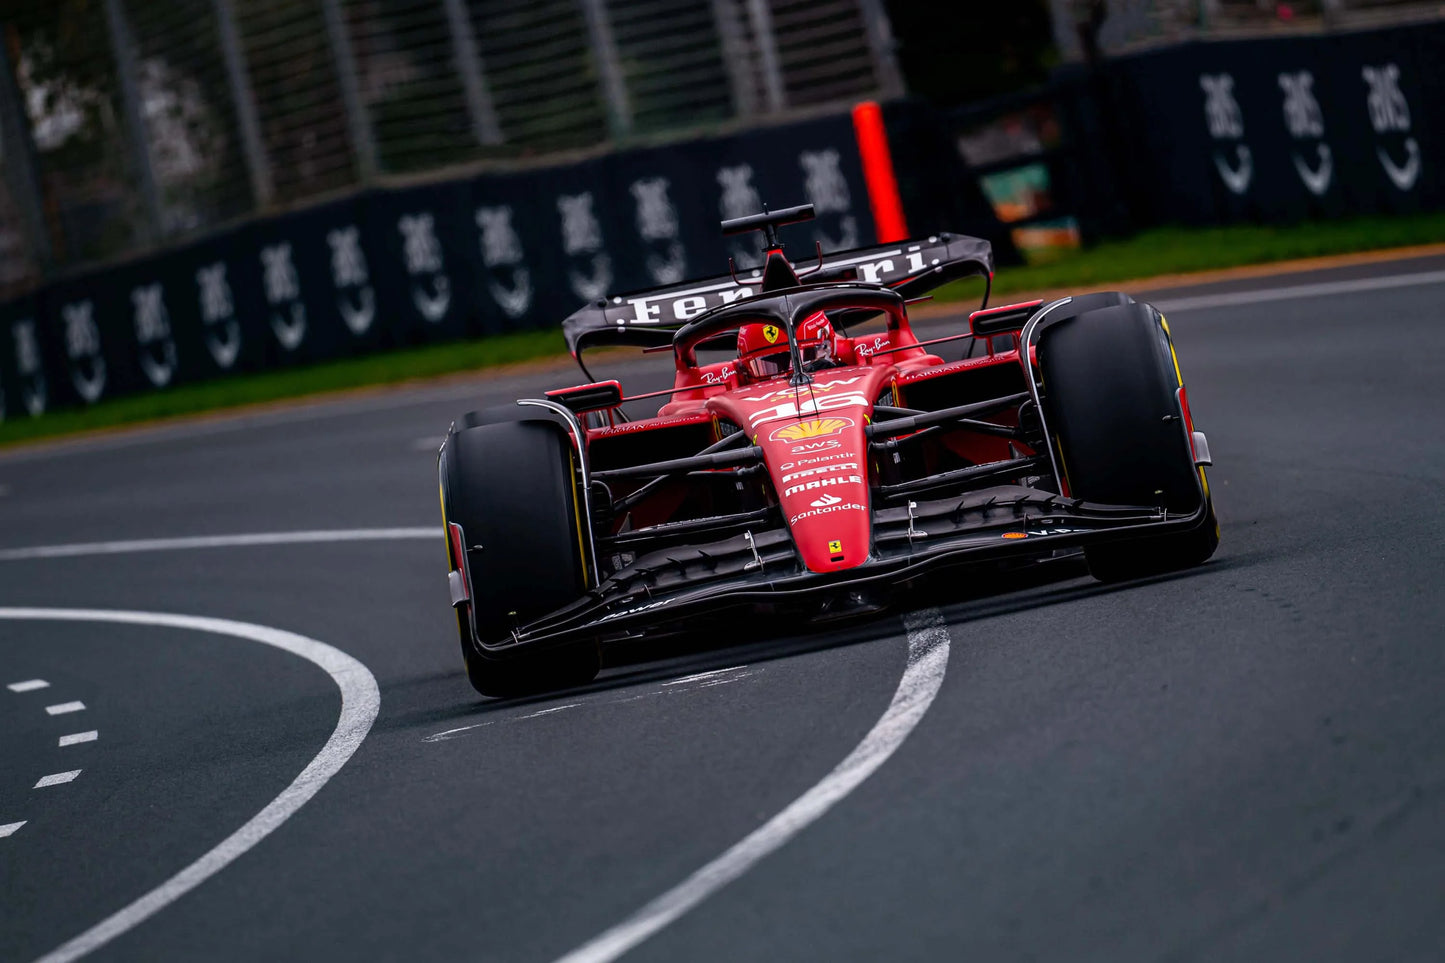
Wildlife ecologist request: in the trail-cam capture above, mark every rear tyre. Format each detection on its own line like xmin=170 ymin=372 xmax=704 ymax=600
xmin=1039 ymin=300 xmax=1219 ymax=583
xmin=440 ymin=418 xmax=601 ymax=696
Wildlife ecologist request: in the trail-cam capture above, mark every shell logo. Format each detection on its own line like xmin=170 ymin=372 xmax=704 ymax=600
xmin=770 ymin=416 xmax=854 ymax=442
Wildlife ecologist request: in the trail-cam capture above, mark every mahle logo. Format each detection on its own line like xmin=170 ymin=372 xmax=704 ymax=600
xmin=770 ymin=416 xmax=853 ymax=442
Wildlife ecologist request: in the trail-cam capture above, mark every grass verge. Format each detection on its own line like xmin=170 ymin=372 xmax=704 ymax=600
xmin=943 ymin=212 xmax=1445 ymax=302
xmin=3 ymin=212 xmax=1442 ymax=448
xmin=0 ymin=328 xmax=564 ymax=447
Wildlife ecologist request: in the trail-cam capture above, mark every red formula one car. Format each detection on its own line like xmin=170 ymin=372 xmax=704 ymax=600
xmin=439 ymin=205 xmax=1218 ymax=695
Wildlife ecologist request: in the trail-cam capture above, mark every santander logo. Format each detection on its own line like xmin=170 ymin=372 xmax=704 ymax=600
xmin=810 ymin=493 xmax=843 ymax=508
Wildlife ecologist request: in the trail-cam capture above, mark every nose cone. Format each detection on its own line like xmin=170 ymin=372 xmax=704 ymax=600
xmin=759 ymin=415 xmax=871 ymax=573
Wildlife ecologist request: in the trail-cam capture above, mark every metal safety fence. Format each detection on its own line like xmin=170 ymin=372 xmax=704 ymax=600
xmin=0 ymin=0 xmax=903 ymax=296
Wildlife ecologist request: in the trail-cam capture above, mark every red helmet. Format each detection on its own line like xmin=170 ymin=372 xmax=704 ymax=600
xmin=737 ymin=313 xmax=836 ymax=380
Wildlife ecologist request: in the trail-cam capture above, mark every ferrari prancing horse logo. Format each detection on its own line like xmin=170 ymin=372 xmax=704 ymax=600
xmin=762 ymin=324 xmax=780 ymax=344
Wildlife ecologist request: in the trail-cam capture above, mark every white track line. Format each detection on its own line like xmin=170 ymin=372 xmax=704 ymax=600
xmin=0 ymin=821 xmax=25 ymax=837
xmin=45 ymin=701 xmax=85 ymax=716
xmin=0 ymin=608 xmax=380 ymax=963
xmin=0 ymin=528 xmax=436 ymax=562
xmin=34 ymin=770 xmax=81 ymax=789
xmin=552 ymin=607 xmax=952 ymax=963
xmin=59 ymin=731 xmax=98 ymax=747
xmin=1153 ymin=268 xmax=1445 ymax=313
xmin=8 ymin=679 xmax=50 ymax=692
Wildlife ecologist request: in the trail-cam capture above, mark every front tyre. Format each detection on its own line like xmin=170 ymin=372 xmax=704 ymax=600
xmin=440 ymin=417 xmax=601 ymax=696
xmin=1038 ymin=299 xmax=1219 ymax=582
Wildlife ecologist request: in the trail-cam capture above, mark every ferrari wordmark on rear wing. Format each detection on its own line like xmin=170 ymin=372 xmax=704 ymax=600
xmin=561 ymin=232 xmax=995 ymax=359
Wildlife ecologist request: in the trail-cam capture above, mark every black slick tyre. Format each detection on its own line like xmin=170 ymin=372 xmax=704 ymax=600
xmin=1038 ymin=300 xmax=1219 ymax=582
xmin=440 ymin=418 xmax=600 ymax=696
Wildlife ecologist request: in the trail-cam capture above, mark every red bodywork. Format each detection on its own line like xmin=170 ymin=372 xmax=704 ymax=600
xmin=582 ymin=303 xmax=1029 ymax=574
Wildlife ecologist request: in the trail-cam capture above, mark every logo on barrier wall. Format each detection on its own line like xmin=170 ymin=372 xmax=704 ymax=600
xmin=630 ymin=177 xmax=686 ymax=285
xmin=558 ymin=193 xmax=612 ymax=301
xmin=1362 ymin=63 xmax=1420 ymax=191
xmin=475 ymin=205 xmax=531 ymax=318
xmin=11 ymin=320 xmax=46 ymax=416
xmin=261 ymin=242 xmax=307 ymax=352
xmin=130 ymin=283 xmax=177 ymax=387
xmin=398 ymin=213 xmax=450 ymax=323
xmin=196 ymin=262 xmax=241 ymax=369
xmin=1279 ymin=71 xmax=1332 ymax=196
xmin=717 ymin=164 xmax=763 ymax=269
xmin=61 ymin=300 xmax=105 ymax=403
xmin=328 ymin=225 xmax=376 ymax=335
xmin=1200 ymin=73 xmax=1252 ymax=195
xmin=799 ymin=149 xmax=858 ymax=251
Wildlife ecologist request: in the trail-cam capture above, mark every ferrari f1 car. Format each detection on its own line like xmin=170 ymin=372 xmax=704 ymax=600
xmin=439 ymin=205 xmax=1218 ymax=695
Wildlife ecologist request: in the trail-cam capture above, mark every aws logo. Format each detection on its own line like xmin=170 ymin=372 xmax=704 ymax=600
xmin=769 ymin=416 xmax=854 ymax=442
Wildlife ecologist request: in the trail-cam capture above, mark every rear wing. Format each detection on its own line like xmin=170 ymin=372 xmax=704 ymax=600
xmin=561 ymin=232 xmax=994 ymax=362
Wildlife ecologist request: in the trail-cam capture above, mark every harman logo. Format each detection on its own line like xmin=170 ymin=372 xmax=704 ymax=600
xmin=770 ymin=416 xmax=854 ymax=442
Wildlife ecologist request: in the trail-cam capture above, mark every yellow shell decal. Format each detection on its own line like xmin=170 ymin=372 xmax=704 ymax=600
xmin=762 ymin=324 xmax=781 ymax=344
xmin=769 ymin=417 xmax=854 ymax=442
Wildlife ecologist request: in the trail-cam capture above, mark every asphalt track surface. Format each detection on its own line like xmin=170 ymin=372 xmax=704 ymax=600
xmin=2 ymin=253 xmax=1444 ymax=962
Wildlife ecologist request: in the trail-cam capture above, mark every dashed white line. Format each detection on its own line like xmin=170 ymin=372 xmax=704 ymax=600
xmin=519 ymin=703 xmax=581 ymax=719
xmin=660 ymin=667 xmax=747 ymax=686
xmin=45 ymin=701 xmax=85 ymax=716
xmin=7 ymin=678 xmax=50 ymax=692
xmin=59 ymin=731 xmax=99 ymax=747
xmin=0 ymin=528 xmax=436 ymax=562
xmin=0 ymin=820 xmax=25 ymax=838
xmin=552 ymin=607 xmax=952 ymax=963
xmin=0 ymin=607 xmax=380 ymax=963
xmin=34 ymin=770 xmax=82 ymax=788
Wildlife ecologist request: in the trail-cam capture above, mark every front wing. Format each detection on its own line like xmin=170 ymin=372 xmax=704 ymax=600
xmin=470 ymin=486 xmax=1212 ymax=654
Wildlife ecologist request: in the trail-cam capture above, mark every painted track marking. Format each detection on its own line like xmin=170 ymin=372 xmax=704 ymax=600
xmin=0 ymin=608 xmax=380 ymax=963
xmin=1154 ymin=268 xmax=1445 ymax=313
xmin=0 ymin=528 xmax=435 ymax=562
xmin=59 ymin=731 xmax=98 ymax=747
xmin=34 ymin=770 xmax=81 ymax=789
xmin=0 ymin=821 xmax=25 ymax=838
xmin=552 ymin=607 xmax=952 ymax=963
xmin=8 ymin=679 xmax=50 ymax=692
xmin=45 ymin=702 xmax=85 ymax=716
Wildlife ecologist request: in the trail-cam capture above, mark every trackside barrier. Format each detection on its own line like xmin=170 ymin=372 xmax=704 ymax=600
xmin=0 ymin=111 xmax=960 ymax=419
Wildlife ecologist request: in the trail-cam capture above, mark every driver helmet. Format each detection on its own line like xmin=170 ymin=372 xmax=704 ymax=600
xmin=737 ymin=314 xmax=836 ymax=380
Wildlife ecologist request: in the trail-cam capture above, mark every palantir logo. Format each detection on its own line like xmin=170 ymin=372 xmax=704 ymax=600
xmin=717 ymin=164 xmax=763 ymax=269
xmin=11 ymin=320 xmax=47 ymax=416
xmin=398 ymin=213 xmax=450 ymax=323
xmin=799 ymin=149 xmax=858 ymax=251
xmin=1200 ymin=73 xmax=1252 ymax=195
xmin=261 ymin=242 xmax=307 ymax=352
xmin=130 ymin=283 xmax=178 ymax=388
xmin=1279 ymin=70 xmax=1332 ymax=195
xmin=61 ymin=300 xmax=105 ymax=404
xmin=476 ymin=205 xmax=531 ymax=318
xmin=558 ymin=193 xmax=612 ymax=301
xmin=630 ymin=177 xmax=686 ymax=285
xmin=196 ymin=262 xmax=241 ymax=369
xmin=1362 ymin=63 xmax=1420 ymax=191
xmin=328 ymin=225 xmax=376 ymax=335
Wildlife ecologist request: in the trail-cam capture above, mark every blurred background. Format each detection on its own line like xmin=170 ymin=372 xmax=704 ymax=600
xmin=0 ymin=0 xmax=1439 ymax=421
